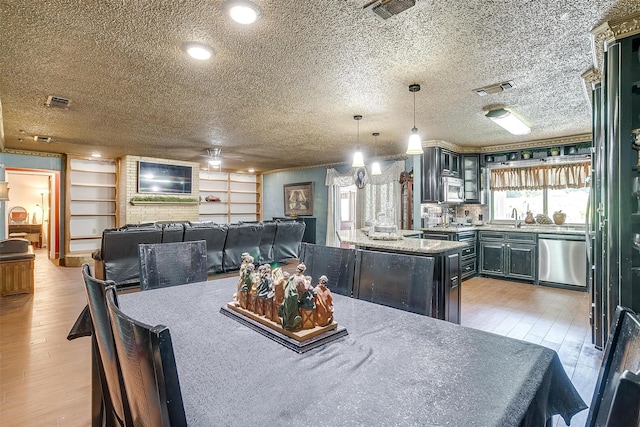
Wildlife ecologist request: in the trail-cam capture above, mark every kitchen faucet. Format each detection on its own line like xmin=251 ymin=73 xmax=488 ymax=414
xmin=511 ymin=208 xmax=521 ymax=228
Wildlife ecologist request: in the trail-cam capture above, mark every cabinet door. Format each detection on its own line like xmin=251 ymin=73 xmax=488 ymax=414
xmin=480 ymin=241 xmax=504 ymax=275
xmin=441 ymin=149 xmax=460 ymax=177
xmin=421 ymin=148 xmax=440 ymax=203
xmin=506 ymin=243 xmax=536 ymax=280
xmin=463 ymin=154 xmax=481 ymax=203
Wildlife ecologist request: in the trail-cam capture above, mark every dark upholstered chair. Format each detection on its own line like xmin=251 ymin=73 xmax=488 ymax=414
xmin=586 ymin=306 xmax=640 ymax=427
xmin=79 ymin=264 xmax=132 ymax=426
xmin=223 ymin=222 xmax=263 ymax=271
xmin=605 ymin=370 xmax=640 ymax=426
xmin=272 ymin=219 xmax=306 ymax=262
xmin=99 ymin=225 xmax=163 ymax=286
xmin=300 ymin=243 xmax=356 ymax=297
xmin=138 ymin=240 xmax=208 ymax=290
xmin=184 ymin=222 xmax=228 ymax=273
xmin=161 ymin=223 xmax=184 ymax=243
xmin=106 ymin=287 xmax=187 ymax=427
xmin=258 ymin=220 xmax=277 ymax=264
xmin=354 ymin=250 xmax=435 ymax=316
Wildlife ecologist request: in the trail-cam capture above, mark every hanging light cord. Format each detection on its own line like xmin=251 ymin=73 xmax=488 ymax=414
xmin=413 ymin=90 xmax=416 ymax=129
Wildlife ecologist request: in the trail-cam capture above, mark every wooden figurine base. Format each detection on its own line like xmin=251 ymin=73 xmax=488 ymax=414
xmin=221 ymin=302 xmax=348 ymax=353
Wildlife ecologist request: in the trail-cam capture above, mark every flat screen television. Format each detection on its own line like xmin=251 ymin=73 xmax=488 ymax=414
xmin=138 ymin=161 xmax=193 ymax=194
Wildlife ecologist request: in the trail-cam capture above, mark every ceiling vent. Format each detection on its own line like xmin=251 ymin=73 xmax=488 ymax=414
xmin=45 ymin=95 xmax=71 ymax=109
xmin=363 ymin=0 xmax=416 ymax=21
xmin=473 ymin=80 xmax=516 ymax=96
xmin=33 ymin=135 xmax=52 ymax=143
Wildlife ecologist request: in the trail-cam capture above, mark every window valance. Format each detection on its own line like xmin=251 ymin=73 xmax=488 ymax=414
xmin=490 ymin=162 xmax=590 ymax=191
xmin=325 ymin=161 xmax=405 ymax=187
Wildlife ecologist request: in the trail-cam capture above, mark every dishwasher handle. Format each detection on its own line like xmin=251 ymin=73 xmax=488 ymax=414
xmin=538 ymin=234 xmax=585 ymax=241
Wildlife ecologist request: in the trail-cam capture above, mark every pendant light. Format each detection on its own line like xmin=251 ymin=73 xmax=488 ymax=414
xmin=406 ymin=84 xmax=424 ymax=155
xmin=351 ymin=115 xmax=365 ymax=168
xmin=370 ymin=132 xmax=382 ymax=176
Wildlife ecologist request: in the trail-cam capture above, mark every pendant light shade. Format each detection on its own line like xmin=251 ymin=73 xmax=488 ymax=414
xmin=351 ymin=115 xmax=365 ymax=167
xmin=371 ymin=132 xmax=382 ymax=175
xmin=406 ymin=84 xmax=424 ymax=155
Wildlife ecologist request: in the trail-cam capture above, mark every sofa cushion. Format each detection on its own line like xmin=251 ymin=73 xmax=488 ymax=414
xmin=223 ymin=222 xmax=264 ymax=272
xmin=184 ymin=222 xmax=228 ymax=273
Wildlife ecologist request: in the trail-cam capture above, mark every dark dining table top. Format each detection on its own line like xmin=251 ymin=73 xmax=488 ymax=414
xmin=118 ymin=277 xmax=587 ymax=426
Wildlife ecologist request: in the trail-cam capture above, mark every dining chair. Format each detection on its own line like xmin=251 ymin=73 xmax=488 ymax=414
xmin=138 ymin=240 xmax=208 ymax=290
xmin=79 ymin=263 xmax=132 ymax=427
xmin=300 ymin=243 xmax=356 ymax=297
xmin=586 ymin=306 xmax=640 ymax=426
xmin=106 ymin=286 xmax=187 ymax=427
xmin=605 ymin=369 xmax=640 ymax=426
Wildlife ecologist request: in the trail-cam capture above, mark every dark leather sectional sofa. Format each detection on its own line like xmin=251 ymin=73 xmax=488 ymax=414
xmin=92 ymin=219 xmax=306 ymax=287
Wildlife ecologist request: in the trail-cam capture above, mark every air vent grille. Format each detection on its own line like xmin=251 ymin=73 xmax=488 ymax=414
xmin=473 ymin=80 xmax=516 ymax=96
xmin=46 ymin=95 xmax=71 ymax=109
xmin=33 ymin=135 xmax=52 ymax=143
xmin=364 ymin=0 xmax=416 ymax=21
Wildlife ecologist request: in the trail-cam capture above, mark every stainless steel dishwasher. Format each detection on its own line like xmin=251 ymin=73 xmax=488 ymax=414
xmin=538 ymin=234 xmax=587 ymax=288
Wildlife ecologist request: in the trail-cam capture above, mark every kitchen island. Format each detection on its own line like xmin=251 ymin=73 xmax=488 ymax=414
xmin=337 ymin=229 xmax=467 ymax=323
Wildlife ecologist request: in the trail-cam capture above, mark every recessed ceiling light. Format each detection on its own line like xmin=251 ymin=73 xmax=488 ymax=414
xmin=91 ymin=152 xmax=101 ymax=158
xmin=181 ymin=42 xmax=214 ymax=61
xmin=248 ymin=168 xmax=255 ymax=173
xmin=225 ymin=0 xmax=261 ymax=25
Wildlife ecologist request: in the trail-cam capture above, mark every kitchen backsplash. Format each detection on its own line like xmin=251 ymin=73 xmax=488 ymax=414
xmin=421 ymin=203 xmax=489 ymax=225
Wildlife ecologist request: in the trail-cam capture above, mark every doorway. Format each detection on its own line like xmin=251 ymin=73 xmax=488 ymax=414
xmin=6 ymin=169 xmax=60 ymax=259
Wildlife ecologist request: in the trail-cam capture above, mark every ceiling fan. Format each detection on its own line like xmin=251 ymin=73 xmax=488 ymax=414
xmin=203 ymin=148 xmax=245 ymax=170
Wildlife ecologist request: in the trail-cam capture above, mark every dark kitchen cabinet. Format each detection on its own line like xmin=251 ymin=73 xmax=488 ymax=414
xmin=462 ymin=154 xmax=482 ymax=204
xmin=422 ymin=230 xmax=476 ymax=281
xmin=421 ymin=147 xmax=461 ymax=203
xmin=479 ymin=231 xmax=536 ymax=281
xmin=441 ymin=149 xmax=460 ymax=178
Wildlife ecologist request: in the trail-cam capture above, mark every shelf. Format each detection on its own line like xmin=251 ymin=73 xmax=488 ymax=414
xmin=229 ymin=190 xmax=258 ymax=194
xmin=71 ymin=182 xmax=117 ymax=188
xmin=71 ymin=199 xmax=116 ymax=202
xmin=70 ymin=235 xmax=102 ymax=240
xmin=130 ymin=201 xmax=199 ymax=206
xmin=70 ymin=213 xmax=116 ymax=217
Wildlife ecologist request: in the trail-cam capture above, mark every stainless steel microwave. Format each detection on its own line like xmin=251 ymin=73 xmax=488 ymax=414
xmin=442 ymin=177 xmax=464 ymax=203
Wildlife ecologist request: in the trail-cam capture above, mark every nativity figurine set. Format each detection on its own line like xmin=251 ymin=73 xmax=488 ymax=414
xmin=232 ymin=253 xmax=335 ymax=332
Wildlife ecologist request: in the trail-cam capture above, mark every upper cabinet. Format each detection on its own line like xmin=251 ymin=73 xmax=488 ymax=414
xmin=462 ymin=154 xmax=482 ymax=204
xmin=441 ymin=149 xmax=460 ymax=178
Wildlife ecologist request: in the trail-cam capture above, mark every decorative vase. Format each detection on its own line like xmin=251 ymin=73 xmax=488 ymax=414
xmin=525 ymin=212 xmax=535 ymax=224
xmin=553 ymin=211 xmax=566 ymax=225
xmin=522 ymin=153 xmax=531 ymax=160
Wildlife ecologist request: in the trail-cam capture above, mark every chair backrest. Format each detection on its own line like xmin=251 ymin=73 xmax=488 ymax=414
xmin=106 ymin=287 xmax=187 ymax=427
xmin=223 ymin=222 xmax=264 ymax=271
xmin=258 ymin=220 xmax=277 ymax=264
xmin=605 ymin=370 xmax=640 ymax=426
xmin=183 ymin=222 xmax=228 ymax=273
xmin=80 ymin=263 xmax=130 ymax=426
xmin=353 ymin=250 xmax=435 ymax=316
xmin=273 ymin=219 xmax=306 ymax=262
xmin=586 ymin=306 xmax=640 ymax=426
xmin=300 ymin=243 xmax=356 ymax=297
xmin=138 ymin=240 xmax=208 ymax=291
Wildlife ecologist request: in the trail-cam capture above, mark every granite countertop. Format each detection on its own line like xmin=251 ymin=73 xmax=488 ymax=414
xmin=421 ymin=224 xmax=586 ymax=236
xmin=337 ymin=229 xmax=468 ymax=254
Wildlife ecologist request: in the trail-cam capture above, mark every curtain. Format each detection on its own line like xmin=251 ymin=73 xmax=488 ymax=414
xmin=490 ymin=162 xmax=590 ymax=191
xmin=325 ymin=161 xmax=405 ymax=246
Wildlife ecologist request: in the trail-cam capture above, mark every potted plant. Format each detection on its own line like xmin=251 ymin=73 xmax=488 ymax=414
xmin=550 ymin=147 xmax=561 ymax=156
xmin=577 ymin=142 xmax=592 ymax=154
xmin=521 ymin=149 xmax=532 ymax=160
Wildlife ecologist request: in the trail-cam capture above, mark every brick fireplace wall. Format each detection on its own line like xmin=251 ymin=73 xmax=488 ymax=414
xmin=119 ymin=156 xmax=200 ymax=225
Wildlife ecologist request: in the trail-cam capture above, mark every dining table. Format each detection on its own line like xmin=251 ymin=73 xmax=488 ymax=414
xmin=118 ymin=277 xmax=587 ymax=426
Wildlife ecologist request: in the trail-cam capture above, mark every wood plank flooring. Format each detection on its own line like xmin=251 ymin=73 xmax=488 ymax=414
xmin=1 ymin=251 xmax=601 ymax=426
xmin=462 ymin=276 xmax=601 ymax=427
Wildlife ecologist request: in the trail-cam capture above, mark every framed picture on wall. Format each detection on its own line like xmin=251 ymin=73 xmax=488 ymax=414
xmin=284 ymin=182 xmax=313 ymax=216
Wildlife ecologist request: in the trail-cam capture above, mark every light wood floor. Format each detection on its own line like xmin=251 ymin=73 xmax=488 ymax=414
xmin=1 ymin=250 xmax=601 ymax=426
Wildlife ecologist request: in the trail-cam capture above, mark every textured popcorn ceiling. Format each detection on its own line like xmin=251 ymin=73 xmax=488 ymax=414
xmin=0 ymin=1 xmax=638 ymax=172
